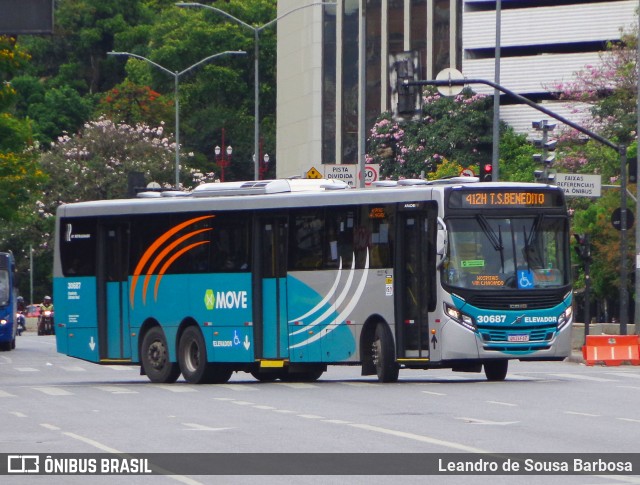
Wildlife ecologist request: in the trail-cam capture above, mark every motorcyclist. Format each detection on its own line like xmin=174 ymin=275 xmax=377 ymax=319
xmin=38 ymin=296 xmax=54 ymax=335
xmin=16 ymin=296 xmax=26 ymax=335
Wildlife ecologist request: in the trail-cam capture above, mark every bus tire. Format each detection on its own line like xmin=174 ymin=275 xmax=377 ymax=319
xmin=141 ymin=327 xmax=181 ymax=384
xmin=178 ymin=326 xmax=210 ymax=384
xmin=251 ymin=370 xmax=279 ymax=382
xmin=372 ymin=323 xmax=399 ymax=383
xmin=204 ymin=364 xmax=233 ymax=384
xmin=484 ymin=360 xmax=508 ymax=381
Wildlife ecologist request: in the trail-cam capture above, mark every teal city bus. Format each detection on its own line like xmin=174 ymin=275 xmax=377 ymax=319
xmin=0 ymin=252 xmax=18 ymax=351
xmin=53 ymin=177 xmax=573 ymax=383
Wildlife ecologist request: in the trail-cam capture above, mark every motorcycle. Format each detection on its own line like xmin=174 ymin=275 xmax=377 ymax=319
xmin=38 ymin=310 xmax=55 ymax=336
xmin=16 ymin=311 xmax=26 ymax=336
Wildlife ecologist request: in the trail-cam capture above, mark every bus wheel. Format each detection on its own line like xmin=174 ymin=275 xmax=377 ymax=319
xmin=178 ymin=326 xmax=210 ymax=384
xmin=141 ymin=327 xmax=181 ymax=384
xmin=250 ymin=371 xmax=279 ymax=382
xmin=204 ymin=365 xmax=233 ymax=384
xmin=484 ymin=360 xmax=508 ymax=381
xmin=372 ymin=323 xmax=399 ymax=383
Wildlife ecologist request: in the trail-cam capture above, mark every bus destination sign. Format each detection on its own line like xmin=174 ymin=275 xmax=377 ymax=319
xmin=449 ymin=190 xmax=562 ymax=209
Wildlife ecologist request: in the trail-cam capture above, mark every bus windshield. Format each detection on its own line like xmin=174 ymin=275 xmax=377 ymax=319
xmin=442 ymin=215 xmax=569 ymax=290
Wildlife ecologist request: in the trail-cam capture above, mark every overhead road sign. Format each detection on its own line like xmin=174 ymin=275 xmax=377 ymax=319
xmin=554 ymin=173 xmax=601 ymax=198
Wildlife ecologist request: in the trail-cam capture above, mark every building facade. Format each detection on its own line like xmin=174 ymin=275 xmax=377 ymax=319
xmin=276 ymin=0 xmax=635 ymax=178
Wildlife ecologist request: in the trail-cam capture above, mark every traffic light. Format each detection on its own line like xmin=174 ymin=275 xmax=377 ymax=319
xmin=573 ymin=233 xmax=591 ymax=263
xmin=629 ymin=156 xmax=637 ymax=184
xmin=532 ymin=120 xmax=556 ymax=182
xmin=479 ymin=163 xmax=493 ymax=182
xmin=392 ymin=52 xmax=421 ymax=119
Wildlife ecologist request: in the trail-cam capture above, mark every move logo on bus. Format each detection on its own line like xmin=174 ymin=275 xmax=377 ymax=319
xmin=204 ymin=289 xmax=248 ymax=310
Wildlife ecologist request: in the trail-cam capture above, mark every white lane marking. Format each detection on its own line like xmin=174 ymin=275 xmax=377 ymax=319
xmin=342 ymin=382 xmax=379 ymax=387
xmin=0 ymin=390 xmax=16 ymax=397
xmin=253 ymin=405 xmax=276 ymax=410
xmin=298 ymin=414 xmax=324 ymax=419
xmin=276 ymin=382 xmax=317 ymax=389
xmin=486 ymin=400 xmax=517 ymax=407
xmin=155 ymin=385 xmax=197 ymax=393
xmin=349 ymin=423 xmax=489 ymax=453
xmin=231 ymin=401 xmax=254 ymax=406
xmin=455 ymin=417 xmax=519 ymax=426
xmin=95 ymin=386 xmax=138 ymax=394
xmin=421 ymin=390 xmax=446 ymax=396
xmin=323 ymin=419 xmax=352 ymax=424
xmin=40 ymin=423 xmax=60 ymax=431
xmin=32 ymin=387 xmax=73 ymax=396
xmin=617 ymin=417 xmax=640 ymax=424
xmin=103 ymin=365 xmax=138 ymax=371
xmin=218 ymin=384 xmax=259 ymax=391
xmin=10 ymin=411 xmax=27 ymax=418
xmin=564 ymin=411 xmax=600 ymax=417
xmin=15 ymin=367 xmax=39 ymax=372
xmin=60 ymin=431 xmax=202 ymax=485
xmin=550 ymin=373 xmax=617 ymax=382
xmin=182 ymin=423 xmax=233 ymax=431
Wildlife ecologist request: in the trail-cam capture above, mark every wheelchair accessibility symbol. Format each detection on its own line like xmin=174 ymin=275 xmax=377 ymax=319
xmin=517 ymin=270 xmax=534 ymax=289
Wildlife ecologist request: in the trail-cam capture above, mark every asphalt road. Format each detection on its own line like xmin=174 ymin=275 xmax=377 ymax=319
xmin=2 ymin=334 xmax=640 ymax=485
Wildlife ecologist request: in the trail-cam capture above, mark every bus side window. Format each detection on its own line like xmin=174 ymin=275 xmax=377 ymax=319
xmin=325 ymin=209 xmax=354 ymax=268
xmin=60 ymin=218 xmax=96 ymax=276
xmin=290 ymin=211 xmax=324 ymax=270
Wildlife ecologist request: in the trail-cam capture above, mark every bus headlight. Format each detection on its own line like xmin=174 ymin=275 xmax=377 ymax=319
xmin=0 ymin=319 xmax=7 ymax=325
xmin=444 ymin=303 xmax=476 ymax=331
xmin=557 ymin=306 xmax=573 ymax=330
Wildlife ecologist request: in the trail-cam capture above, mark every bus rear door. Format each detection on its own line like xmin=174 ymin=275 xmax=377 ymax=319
xmin=96 ymin=222 xmax=131 ymax=361
xmin=254 ymin=215 xmax=289 ymax=361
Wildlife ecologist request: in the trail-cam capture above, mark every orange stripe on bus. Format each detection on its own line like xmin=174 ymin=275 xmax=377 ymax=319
xmin=141 ymin=228 xmax=212 ymax=305
xmin=129 ymin=215 xmax=214 ymax=308
xmin=153 ymin=241 xmax=210 ymax=301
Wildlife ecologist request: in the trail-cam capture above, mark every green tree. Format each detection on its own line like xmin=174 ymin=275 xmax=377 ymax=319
xmin=0 ymin=36 xmax=43 ymax=222
xmin=110 ymin=0 xmax=277 ymax=181
xmin=550 ymin=28 xmax=638 ymax=320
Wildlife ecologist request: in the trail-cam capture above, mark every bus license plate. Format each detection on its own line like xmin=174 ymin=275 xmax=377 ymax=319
xmin=508 ymin=334 xmax=529 ymax=342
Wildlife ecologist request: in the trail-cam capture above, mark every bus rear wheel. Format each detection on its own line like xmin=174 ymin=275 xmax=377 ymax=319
xmin=204 ymin=364 xmax=233 ymax=384
xmin=372 ymin=323 xmax=399 ymax=383
xmin=178 ymin=326 xmax=210 ymax=384
xmin=141 ymin=327 xmax=181 ymax=384
xmin=484 ymin=360 xmax=508 ymax=381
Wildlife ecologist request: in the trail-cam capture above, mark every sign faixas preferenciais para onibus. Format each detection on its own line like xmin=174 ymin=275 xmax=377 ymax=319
xmin=554 ymin=173 xmax=601 ymax=198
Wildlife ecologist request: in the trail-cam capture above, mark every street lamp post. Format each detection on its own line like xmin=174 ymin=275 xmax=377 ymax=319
xmin=215 ymin=128 xmax=233 ymax=182
xmin=108 ymin=50 xmax=245 ymax=188
xmin=176 ymin=2 xmax=334 ymax=180
xmin=260 ymin=153 xmax=270 ymax=180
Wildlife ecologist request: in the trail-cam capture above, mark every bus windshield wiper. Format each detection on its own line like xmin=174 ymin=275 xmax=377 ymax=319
xmin=476 ymin=215 xmax=503 ymax=251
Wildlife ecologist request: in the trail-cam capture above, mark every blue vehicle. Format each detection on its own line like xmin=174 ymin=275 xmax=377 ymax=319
xmin=0 ymin=252 xmax=18 ymax=351
xmin=53 ymin=178 xmax=572 ymax=383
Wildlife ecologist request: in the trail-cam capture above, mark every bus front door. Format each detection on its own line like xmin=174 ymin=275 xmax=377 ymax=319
xmin=396 ymin=208 xmax=434 ymax=359
xmin=96 ymin=222 xmax=131 ymax=361
xmin=254 ymin=216 xmax=289 ymax=360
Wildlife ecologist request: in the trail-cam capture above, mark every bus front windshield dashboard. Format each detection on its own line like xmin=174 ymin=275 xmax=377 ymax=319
xmin=442 ymin=215 xmax=569 ymax=290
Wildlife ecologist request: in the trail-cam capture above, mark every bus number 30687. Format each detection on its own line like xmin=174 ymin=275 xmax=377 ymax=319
xmin=477 ymin=315 xmax=507 ymax=324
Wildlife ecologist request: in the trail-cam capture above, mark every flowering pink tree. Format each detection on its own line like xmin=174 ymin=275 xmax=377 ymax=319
xmin=367 ymin=87 xmax=493 ymax=179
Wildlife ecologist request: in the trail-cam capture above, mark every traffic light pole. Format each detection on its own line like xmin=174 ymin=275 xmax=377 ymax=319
xmin=402 ymin=77 xmax=629 ymax=334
